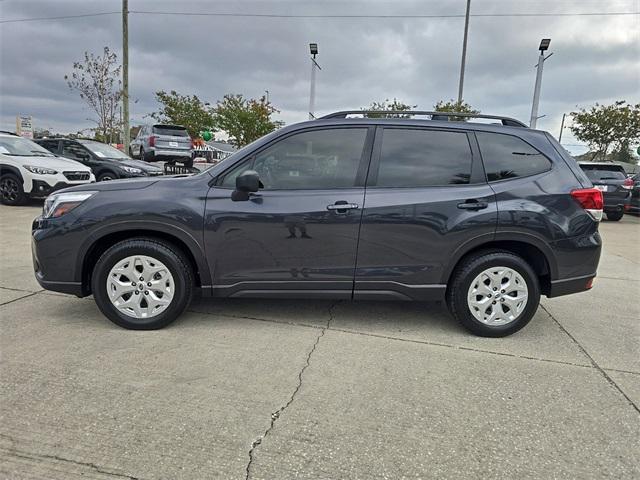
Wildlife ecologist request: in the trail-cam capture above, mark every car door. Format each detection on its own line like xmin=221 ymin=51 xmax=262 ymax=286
xmin=354 ymin=126 xmax=497 ymax=301
xmin=204 ymin=126 xmax=374 ymax=298
xmin=61 ymin=140 xmax=96 ymax=170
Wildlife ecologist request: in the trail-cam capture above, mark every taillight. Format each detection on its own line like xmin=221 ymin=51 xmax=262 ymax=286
xmin=571 ymin=188 xmax=603 ymax=221
xmin=622 ymin=177 xmax=633 ymax=190
xmin=149 ymin=135 xmax=156 ymax=147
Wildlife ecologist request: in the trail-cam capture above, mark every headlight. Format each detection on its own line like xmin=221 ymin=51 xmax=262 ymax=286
xmin=43 ymin=191 xmax=97 ymax=218
xmin=24 ymin=165 xmax=57 ymax=175
xmin=120 ymin=166 xmax=142 ymax=174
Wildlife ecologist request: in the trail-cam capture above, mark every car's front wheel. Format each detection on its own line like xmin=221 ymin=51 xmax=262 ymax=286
xmin=91 ymin=238 xmax=194 ymax=329
xmin=446 ymin=250 xmax=540 ymax=337
xmin=0 ymin=174 xmax=26 ymax=206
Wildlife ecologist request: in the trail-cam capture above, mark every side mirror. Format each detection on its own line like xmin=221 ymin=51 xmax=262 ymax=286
xmin=232 ymin=170 xmax=262 ymax=201
xmin=79 ymin=152 xmax=91 ymax=161
xmin=236 ymin=170 xmax=261 ymax=193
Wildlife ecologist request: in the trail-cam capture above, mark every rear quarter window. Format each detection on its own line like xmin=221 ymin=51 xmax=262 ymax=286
xmin=477 ymin=132 xmax=552 ymax=182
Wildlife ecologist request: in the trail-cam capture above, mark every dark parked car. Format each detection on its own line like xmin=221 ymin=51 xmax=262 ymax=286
xmin=32 ymin=111 xmax=603 ymax=337
xmin=129 ymin=124 xmax=193 ymax=166
xmin=577 ymin=162 xmax=633 ymax=221
xmin=36 ymin=138 xmax=163 ymax=182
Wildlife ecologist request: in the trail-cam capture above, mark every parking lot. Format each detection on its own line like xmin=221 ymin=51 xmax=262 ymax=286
xmin=1 ymin=203 xmax=638 ymax=479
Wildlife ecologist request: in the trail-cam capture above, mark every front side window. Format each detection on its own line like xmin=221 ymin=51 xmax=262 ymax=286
xmin=221 ymin=128 xmax=368 ymax=189
xmin=376 ymin=129 xmax=473 ymax=187
xmin=477 ymin=132 xmax=551 ymax=182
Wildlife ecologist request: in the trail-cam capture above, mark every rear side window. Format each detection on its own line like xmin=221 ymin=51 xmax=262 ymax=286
xmin=477 ymin=132 xmax=551 ymax=181
xmin=37 ymin=140 xmax=59 ymax=152
xmin=579 ymin=165 xmax=626 ymax=181
xmin=153 ymin=126 xmax=189 ymax=137
xmin=376 ymin=129 xmax=473 ymax=187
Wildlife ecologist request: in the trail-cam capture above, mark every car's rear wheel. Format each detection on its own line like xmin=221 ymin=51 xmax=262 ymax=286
xmin=0 ymin=174 xmax=26 ymax=206
xmin=607 ymin=211 xmax=624 ymax=221
xmin=91 ymin=238 xmax=194 ymax=330
xmin=446 ymin=250 xmax=540 ymax=337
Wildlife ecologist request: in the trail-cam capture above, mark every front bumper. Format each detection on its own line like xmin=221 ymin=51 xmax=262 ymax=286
xmin=28 ymin=180 xmax=75 ymax=199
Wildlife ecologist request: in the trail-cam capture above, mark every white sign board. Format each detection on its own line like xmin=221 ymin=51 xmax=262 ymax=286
xmin=16 ymin=115 xmax=33 ymax=139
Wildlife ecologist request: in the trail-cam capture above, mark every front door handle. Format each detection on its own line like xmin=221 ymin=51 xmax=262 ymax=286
xmin=457 ymin=200 xmax=489 ymax=210
xmin=327 ymin=201 xmax=359 ymax=213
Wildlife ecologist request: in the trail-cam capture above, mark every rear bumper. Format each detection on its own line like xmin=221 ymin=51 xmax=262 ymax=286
xmin=547 ymin=273 xmax=596 ymax=298
xmin=603 ymin=193 xmax=631 ymax=212
xmin=150 ymin=149 xmax=192 ymax=158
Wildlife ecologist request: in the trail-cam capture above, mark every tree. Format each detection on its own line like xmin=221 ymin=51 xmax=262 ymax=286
xmin=65 ymin=47 xmax=122 ymax=143
xmin=570 ymin=100 xmax=640 ymax=162
xmin=212 ymin=94 xmax=283 ymax=147
xmin=364 ymin=98 xmax=416 ymax=118
xmin=434 ymin=99 xmax=480 ymax=121
xmin=150 ymin=90 xmax=216 ymax=138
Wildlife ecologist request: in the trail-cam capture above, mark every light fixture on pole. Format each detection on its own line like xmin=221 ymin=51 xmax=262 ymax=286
xmin=529 ymin=38 xmax=553 ymax=129
xmin=308 ymin=43 xmax=321 ymax=120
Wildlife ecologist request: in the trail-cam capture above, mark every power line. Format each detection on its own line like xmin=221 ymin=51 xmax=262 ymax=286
xmin=0 ymin=12 xmax=119 ymax=24
xmin=1 ymin=10 xmax=638 ymax=24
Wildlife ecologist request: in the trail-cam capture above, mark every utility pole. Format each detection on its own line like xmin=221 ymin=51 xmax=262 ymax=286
xmin=122 ymin=0 xmax=130 ymax=152
xmin=530 ymin=38 xmax=552 ymax=129
xmin=558 ymin=113 xmax=566 ymax=142
xmin=308 ymin=43 xmax=320 ymax=120
xmin=457 ymin=0 xmax=471 ymax=104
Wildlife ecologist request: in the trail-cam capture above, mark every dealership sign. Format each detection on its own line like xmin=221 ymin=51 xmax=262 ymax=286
xmin=16 ymin=115 xmax=33 ymax=139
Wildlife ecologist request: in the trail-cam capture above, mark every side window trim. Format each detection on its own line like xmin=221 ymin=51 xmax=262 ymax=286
xmin=366 ymin=126 xmax=479 ymax=188
xmin=215 ymin=125 xmax=375 ymax=190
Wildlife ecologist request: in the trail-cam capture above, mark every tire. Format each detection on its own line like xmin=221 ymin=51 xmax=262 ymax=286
xmin=182 ymin=158 xmax=194 ymax=169
xmin=446 ymin=250 xmax=540 ymax=337
xmin=97 ymin=172 xmax=117 ymax=182
xmin=140 ymin=147 xmax=147 ymax=162
xmin=129 ymin=147 xmax=135 ymax=158
xmin=606 ymin=211 xmax=623 ymax=221
xmin=0 ymin=174 xmax=27 ymax=206
xmin=91 ymin=238 xmax=194 ymax=330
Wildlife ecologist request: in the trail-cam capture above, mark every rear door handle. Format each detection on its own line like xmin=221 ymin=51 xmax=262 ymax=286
xmin=457 ymin=201 xmax=489 ymax=210
xmin=327 ymin=202 xmax=359 ymax=212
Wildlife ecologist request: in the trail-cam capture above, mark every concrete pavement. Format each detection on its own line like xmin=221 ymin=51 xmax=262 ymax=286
xmin=1 ymin=203 xmax=638 ymax=479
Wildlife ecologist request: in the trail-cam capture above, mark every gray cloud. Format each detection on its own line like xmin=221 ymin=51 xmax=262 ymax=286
xmin=1 ymin=0 xmax=638 ymax=153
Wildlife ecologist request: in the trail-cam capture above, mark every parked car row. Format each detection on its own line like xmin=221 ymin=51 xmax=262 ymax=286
xmin=577 ymin=162 xmax=634 ymax=221
xmin=0 ymin=122 xmax=203 ymax=205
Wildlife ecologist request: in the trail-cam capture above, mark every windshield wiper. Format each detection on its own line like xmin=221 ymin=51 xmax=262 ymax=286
xmin=599 ymin=176 xmax=620 ymax=180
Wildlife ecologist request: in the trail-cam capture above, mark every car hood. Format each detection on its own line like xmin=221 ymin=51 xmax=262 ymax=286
xmin=105 ymin=158 xmax=162 ymax=172
xmin=9 ymin=154 xmax=91 ymax=172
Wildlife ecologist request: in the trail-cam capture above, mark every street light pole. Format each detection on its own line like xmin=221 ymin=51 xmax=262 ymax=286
xmin=530 ymin=38 xmax=551 ymax=129
xmin=457 ymin=0 xmax=471 ymax=104
xmin=558 ymin=113 xmax=566 ymax=142
xmin=122 ymin=0 xmax=129 ymax=151
xmin=308 ymin=43 xmax=320 ymax=120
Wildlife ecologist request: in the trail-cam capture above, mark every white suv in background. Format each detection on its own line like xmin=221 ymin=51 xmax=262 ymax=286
xmin=0 ymin=133 xmax=95 ymax=206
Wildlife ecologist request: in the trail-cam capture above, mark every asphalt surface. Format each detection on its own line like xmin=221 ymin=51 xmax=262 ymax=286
xmin=1 ymin=202 xmax=639 ymax=479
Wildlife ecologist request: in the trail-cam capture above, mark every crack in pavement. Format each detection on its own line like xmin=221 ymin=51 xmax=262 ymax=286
xmin=1 ymin=434 xmax=142 ymax=479
xmin=0 ymin=291 xmax=41 ymax=307
xmin=188 ymin=306 xmax=613 ymax=372
xmin=540 ymin=304 xmax=640 ymax=415
xmin=244 ymin=301 xmax=338 ymax=480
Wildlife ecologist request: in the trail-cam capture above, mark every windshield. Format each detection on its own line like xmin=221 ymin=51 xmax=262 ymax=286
xmin=581 ymin=166 xmax=626 ymax=181
xmin=0 ymin=136 xmax=56 ymax=157
xmin=79 ymin=140 xmax=130 ymax=159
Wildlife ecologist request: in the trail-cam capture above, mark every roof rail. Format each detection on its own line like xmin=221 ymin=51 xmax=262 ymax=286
xmin=320 ymin=111 xmax=528 ymax=127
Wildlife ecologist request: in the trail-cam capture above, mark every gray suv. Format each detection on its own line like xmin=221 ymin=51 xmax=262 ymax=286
xmin=31 ymin=111 xmax=603 ymax=337
xmin=130 ymin=124 xmax=193 ymax=166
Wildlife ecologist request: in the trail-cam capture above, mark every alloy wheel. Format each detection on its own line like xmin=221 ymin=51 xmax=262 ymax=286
xmin=107 ymin=255 xmax=175 ymax=319
xmin=467 ymin=266 xmax=529 ymax=326
xmin=0 ymin=177 xmax=19 ymax=203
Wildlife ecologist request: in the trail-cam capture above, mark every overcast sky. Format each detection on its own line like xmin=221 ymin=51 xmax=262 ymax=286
xmin=1 ymin=0 xmax=638 ymax=153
